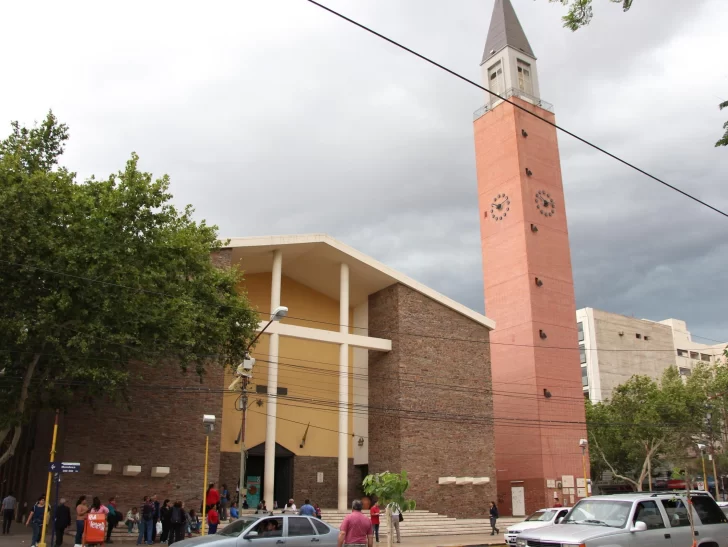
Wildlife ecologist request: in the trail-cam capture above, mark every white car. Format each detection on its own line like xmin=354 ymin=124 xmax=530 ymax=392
xmin=719 ymin=501 xmax=728 ymax=518
xmin=505 ymin=507 xmax=571 ymax=545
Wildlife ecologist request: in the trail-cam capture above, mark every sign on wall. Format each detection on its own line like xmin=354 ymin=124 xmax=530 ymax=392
xmin=246 ymin=476 xmax=261 ymax=509
xmin=317 ymin=472 xmax=324 ymax=483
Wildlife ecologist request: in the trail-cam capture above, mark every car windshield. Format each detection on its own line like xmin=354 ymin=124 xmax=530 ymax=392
xmin=563 ymin=500 xmax=632 ymax=528
xmin=525 ymin=510 xmax=556 ymax=522
xmin=218 ymin=516 xmax=260 ymax=537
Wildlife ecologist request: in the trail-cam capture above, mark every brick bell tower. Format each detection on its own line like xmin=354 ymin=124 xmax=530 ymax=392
xmin=474 ymin=0 xmax=589 ymax=516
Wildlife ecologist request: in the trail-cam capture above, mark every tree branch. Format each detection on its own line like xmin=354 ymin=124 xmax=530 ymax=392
xmin=0 ymin=353 xmax=41 ymax=467
xmin=591 ymin=436 xmax=639 ymax=490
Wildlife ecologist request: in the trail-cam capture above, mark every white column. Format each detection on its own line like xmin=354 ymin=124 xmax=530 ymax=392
xmin=264 ymin=249 xmax=282 ymax=509
xmin=338 ymin=263 xmax=350 ymax=511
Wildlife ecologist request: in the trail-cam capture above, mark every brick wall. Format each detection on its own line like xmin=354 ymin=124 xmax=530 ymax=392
xmin=219 ymin=452 xmax=240 ymax=501
xmin=211 ymin=248 xmax=233 ymax=269
xmin=368 ymin=284 xmax=496 ymax=519
xmin=56 ymin=360 xmax=224 ymax=513
xmin=291 ymin=457 xmax=362 ymax=508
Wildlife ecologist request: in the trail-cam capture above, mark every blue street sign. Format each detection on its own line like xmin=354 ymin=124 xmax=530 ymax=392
xmin=49 ymin=462 xmax=80 ymax=473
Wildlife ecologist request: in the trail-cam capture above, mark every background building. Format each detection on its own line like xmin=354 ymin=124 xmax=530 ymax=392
xmin=577 ymin=308 xmax=727 ymax=402
xmin=3 ymin=234 xmax=497 ymax=520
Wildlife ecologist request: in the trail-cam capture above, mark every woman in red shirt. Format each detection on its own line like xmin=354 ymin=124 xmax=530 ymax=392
xmin=370 ymin=500 xmax=381 ymax=543
xmin=205 ymin=483 xmax=220 ymax=512
xmin=207 ymin=507 xmax=220 ymax=534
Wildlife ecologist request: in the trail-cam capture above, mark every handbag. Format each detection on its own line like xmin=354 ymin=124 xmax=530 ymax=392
xmin=398 ymin=513 xmax=403 ymax=523
xmin=156 ymin=521 xmax=163 ymax=534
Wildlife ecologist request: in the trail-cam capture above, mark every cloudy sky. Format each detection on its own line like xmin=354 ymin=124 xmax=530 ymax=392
xmin=1 ymin=0 xmax=727 ymax=342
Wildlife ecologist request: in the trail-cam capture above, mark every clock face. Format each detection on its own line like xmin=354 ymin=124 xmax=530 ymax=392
xmin=535 ymin=190 xmax=556 ymax=217
xmin=490 ymin=194 xmax=510 ymax=221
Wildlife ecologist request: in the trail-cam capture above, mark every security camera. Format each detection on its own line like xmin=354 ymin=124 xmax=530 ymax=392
xmin=299 ymin=444 xmax=304 ymax=449
xmin=697 ymin=443 xmax=707 ymax=451
xmin=579 ymin=439 xmax=588 ymax=448
xmin=203 ymin=415 xmax=216 ymax=425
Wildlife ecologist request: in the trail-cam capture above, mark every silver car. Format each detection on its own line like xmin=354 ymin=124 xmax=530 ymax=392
xmin=515 ymin=491 xmax=728 ymax=547
xmin=505 ymin=508 xmax=571 ymax=546
xmin=174 ymin=514 xmax=340 ymax=547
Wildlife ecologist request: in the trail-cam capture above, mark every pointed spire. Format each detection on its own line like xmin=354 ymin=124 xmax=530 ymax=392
xmin=481 ymin=0 xmax=536 ymax=64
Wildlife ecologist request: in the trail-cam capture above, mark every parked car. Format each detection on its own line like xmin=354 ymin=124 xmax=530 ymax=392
xmin=174 ymin=514 xmax=340 ymax=547
xmin=505 ymin=507 xmax=571 ymax=546
xmin=719 ymin=501 xmax=728 ymax=518
xmin=514 ymin=491 xmax=727 ymax=547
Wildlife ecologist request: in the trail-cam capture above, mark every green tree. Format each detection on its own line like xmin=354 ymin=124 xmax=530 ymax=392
xmin=717 ymin=101 xmax=728 ymax=147
xmin=362 ymin=472 xmax=416 ymax=547
xmin=548 ymin=0 xmax=635 ymax=31
xmin=0 ymin=112 xmax=259 ymax=465
xmin=586 ymin=368 xmax=703 ymax=490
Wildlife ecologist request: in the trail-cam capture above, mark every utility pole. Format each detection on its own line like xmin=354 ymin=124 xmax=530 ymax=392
xmin=238 ymin=374 xmax=249 ymax=508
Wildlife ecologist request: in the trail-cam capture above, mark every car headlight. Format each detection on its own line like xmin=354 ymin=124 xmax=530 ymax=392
xmin=516 ymin=539 xmax=527 ymax=547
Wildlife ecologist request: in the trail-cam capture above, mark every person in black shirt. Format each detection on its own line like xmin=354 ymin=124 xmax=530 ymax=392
xmin=54 ymin=499 xmax=72 ymax=546
xmin=489 ymin=501 xmax=499 ymax=535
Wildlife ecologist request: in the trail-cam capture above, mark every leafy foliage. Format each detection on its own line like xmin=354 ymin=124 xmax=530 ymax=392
xmin=548 ymin=0 xmax=635 ymax=31
xmin=362 ymin=471 xmax=416 ymax=512
xmin=716 ymin=101 xmax=728 ymax=147
xmin=0 ymin=112 xmax=259 ymax=465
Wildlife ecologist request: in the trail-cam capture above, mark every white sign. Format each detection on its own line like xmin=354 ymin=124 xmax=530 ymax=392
xmin=546 ymin=479 xmax=556 ymax=488
xmin=317 ymin=472 xmax=324 ymax=483
xmin=577 ymin=487 xmax=587 ymax=498
xmin=569 ymin=495 xmax=575 ymax=505
xmin=576 ymin=477 xmax=586 ymax=487
xmin=562 ymin=475 xmax=575 ymax=488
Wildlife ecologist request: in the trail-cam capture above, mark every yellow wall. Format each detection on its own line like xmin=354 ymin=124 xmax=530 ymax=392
xmin=221 ymin=274 xmax=356 ymax=459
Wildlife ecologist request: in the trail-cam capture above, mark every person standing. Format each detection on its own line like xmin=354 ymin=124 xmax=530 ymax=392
xmin=299 ymin=499 xmax=315 ymax=517
xmin=160 ymin=499 xmax=172 ymax=543
xmin=369 ymin=501 xmax=380 ymax=543
xmin=151 ymin=495 xmax=160 ymax=543
xmin=105 ymin=497 xmax=118 ymax=544
xmin=168 ymin=501 xmax=186 ymax=545
xmin=388 ymin=503 xmax=402 ymax=544
xmin=138 ymin=496 xmax=155 ymax=546
xmin=206 ymin=506 xmax=220 ymax=535
xmin=26 ymin=496 xmax=46 ymax=547
xmin=337 ymin=500 xmax=373 ymax=547
xmin=219 ymin=485 xmax=229 ymax=520
xmin=553 ymin=498 xmax=563 ymax=508
xmin=54 ymin=498 xmax=72 ymax=546
xmin=283 ymin=499 xmax=297 ymax=514
xmin=489 ymin=501 xmax=499 ymax=536
xmin=205 ymin=484 xmax=220 ymax=513
xmin=75 ymin=496 xmax=89 ymax=547
xmin=2 ymin=492 xmax=16 ymax=535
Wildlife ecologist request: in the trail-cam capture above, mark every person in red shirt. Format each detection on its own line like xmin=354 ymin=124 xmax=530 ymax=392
xmin=206 ymin=483 xmax=220 ymax=512
xmin=553 ymin=498 xmax=563 ymax=508
xmin=338 ymin=500 xmax=373 ymax=547
xmin=369 ymin=501 xmax=381 ymax=543
xmin=207 ymin=507 xmax=220 ymax=535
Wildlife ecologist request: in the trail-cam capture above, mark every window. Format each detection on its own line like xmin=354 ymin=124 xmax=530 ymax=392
xmin=218 ymin=519 xmax=249 ymax=537
xmin=583 ymin=391 xmax=590 ymax=400
xmin=679 ymin=367 xmax=692 ymax=377
xmin=577 ymin=322 xmax=585 ymax=342
xmin=517 ymin=59 xmax=533 ymax=94
xmin=700 ymin=353 xmax=711 ymax=362
xmin=691 ymin=496 xmax=728 ymax=525
xmin=312 ymin=520 xmax=330 ymax=535
xmin=287 ymin=517 xmax=316 ymax=537
xmin=677 ymin=349 xmax=688 ymax=357
xmin=633 ymin=501 xmax=666 ymax=530
xmin=488 ymin=61 xmax=504 ymax=97
xmin=690 ymin=351 xmax=700 ymax=360
xmin=644 ymin=336 xmax=650 ymax=341
xmin=636 ymin=333 xmax=642 ymax=339
xmin=579 ymin=344 xmax=587 ymax=364
xmin=581 ymin=366 xmax=588 ymax=387
xmin=255 ymin=385 xmax=288 ymax=396
xmin=252 ymin=518 xmax=284 ymax=538
xmin=659 ymin=499 xmax=691 ymax=527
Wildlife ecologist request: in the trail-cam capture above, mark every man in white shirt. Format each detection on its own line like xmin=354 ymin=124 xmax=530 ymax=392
xmin=283 ymin=499 xmax=297 ymax=513
xmin=2 ymin=492 xmax=17 ymax=535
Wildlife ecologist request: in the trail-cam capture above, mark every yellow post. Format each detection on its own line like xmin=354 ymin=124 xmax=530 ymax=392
xmin=40 ymin=410 xmax=60 ymax=547
xmin=581 ymin=447 xmax=589 ymax=497
xmin=201 ymin=434 xmax=210 ymax=536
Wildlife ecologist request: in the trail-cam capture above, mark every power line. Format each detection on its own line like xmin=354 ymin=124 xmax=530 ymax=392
xmin=3 ymin=257 xmax=724 ymax=352
xmin=303 ymin=0 xmax=728 ymax=220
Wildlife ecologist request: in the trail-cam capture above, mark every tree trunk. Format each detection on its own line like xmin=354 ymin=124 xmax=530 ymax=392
xmin=647 ymin=457 xmax=652 ymax=491
xmin=386 ymin=506 xmax=393 ymax=547
xmin=0 ymin=353 xmax=41 ymax=467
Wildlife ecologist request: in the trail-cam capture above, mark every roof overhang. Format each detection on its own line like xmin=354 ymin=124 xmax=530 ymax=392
xmin=222 ymin=234 xmax=495 ymax=331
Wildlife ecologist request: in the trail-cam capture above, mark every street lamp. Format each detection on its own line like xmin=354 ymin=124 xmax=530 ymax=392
xmin=697 ymin=443 xmax=709 ymax=492
xmin=579 ymin=438 xmax=589 ymax=498
xmin=201 ymin=414 xmax=216 ymax=536
xmin=237 ymin=306 xmax=288 ymax=509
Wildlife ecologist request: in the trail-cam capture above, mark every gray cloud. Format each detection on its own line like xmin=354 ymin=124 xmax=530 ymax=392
xmin=1 ymin=0 xmax=726 ymax=342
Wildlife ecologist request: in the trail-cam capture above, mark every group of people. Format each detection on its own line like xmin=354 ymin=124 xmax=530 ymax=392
xmin=339 ymin=500 xmax=404 ymax=547
xmin=129 ymin=495 xmax=205 ymax=545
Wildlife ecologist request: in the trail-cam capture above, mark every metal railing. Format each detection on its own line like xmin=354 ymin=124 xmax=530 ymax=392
xmin=473 ymin=87 xmax=554 ymax=120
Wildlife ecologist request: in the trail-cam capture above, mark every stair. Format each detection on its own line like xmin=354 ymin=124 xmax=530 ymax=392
xmin=320 ymin=509 xmax=521 ymax=538
xmin=93 ymin=510 xmax=522 ymax=542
